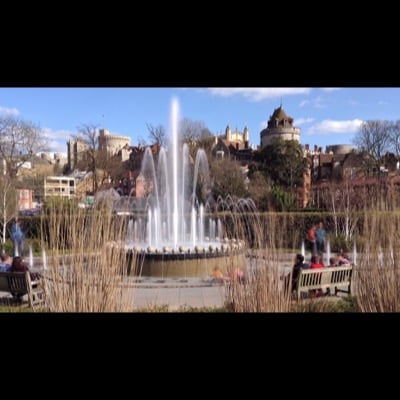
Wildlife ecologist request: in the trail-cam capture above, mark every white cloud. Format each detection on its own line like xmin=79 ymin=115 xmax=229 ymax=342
xmin=320 ymin=88 xmax=341 ymax=92
xmin=43 ymin=127 xmax=75 ymax=156
xmin=299 ymin=96 xmax=326 ymax=108
xmin=307 ymin=119 xmax=363 ymax=135
xmin=0 ymin=106 xmax=20 ymax=116
xmin=207 ymin=88 xmax=311 ymax=101
xmin=295 ymin=117 xmax=314 ymax=126
xmin=299 ymin=100 xmax=310 ymax=107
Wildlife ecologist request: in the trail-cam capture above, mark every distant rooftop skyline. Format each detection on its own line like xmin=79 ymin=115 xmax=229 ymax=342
xmin=1 ymin=87 xmax=399 ymax=155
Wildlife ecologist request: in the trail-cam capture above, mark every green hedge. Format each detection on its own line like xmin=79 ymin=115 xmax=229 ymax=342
xmin=12 ymin=211 xmax=360 ymax=253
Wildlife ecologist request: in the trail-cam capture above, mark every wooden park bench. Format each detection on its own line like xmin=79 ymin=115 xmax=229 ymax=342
xmin=295 ymin=265 xmax=353 ymax=301
xmin=0 ymin=271 xmax=45 ymax=308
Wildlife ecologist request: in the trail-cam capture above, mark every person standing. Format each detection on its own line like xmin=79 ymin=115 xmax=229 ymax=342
xmin=315 ymin=221 xmax=326 ymax=256
xmin=10 ymin=219 xmax=25 ymax=257
xmin=306 ymin=224 xmax=317 ymax=255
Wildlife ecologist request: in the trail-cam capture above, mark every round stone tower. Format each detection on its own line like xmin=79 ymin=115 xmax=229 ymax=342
xmin=260 ymin=105 xmax=300 ymax=148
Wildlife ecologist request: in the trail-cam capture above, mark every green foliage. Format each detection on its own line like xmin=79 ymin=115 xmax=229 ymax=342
xmin=177 ymin=305 xmax=228 ymax=313
xmin=210 ymin=158 xmax=248 ymax=200
xmin=17 ymin=216 xmax=42 ymax=240
xmin=42 ymin=197 xmax=79 ymax=214
xmin=246 ymin=170 xmax=271 ymax=211
xmin=135 ymin=304 xmax=170 ymax=312
xmin=256 ymin=138 xmax=307 ymax=189
xmin=270 ymin=186 xmax=296 ymax=211
xmin=0 ymin=305 xmax=33 ymax=312
xmin=290 ymin=295 xmax=358 ymax=312
xmin=330 ymin=233 xmax=353 ymax=253
xmin=1 ymin=239 xmax=14 ymax=255
xmin=27 ymin=238 xmax=42 ymax=254
xmin=15 ymin=210 xmax=366 ymax=255
xmin=334 ymin=296 xmax=359 ymax=312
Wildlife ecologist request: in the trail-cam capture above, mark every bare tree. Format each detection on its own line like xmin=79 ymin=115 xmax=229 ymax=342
xmin=319 ymin=181 xmax=361 ymax=242
xmin=73 ymin=124 xmax=100 ymax=193
xmin=0 ymin=115 xmax=48 ymax=247
xmin=179 ymin=118 xmax=212 ymax=160
xmin=146 ymin=123 xmax=166 ymax=147
xmin=0 ymin=173 xmax=16 ymax=249
xmin=0 ymin=115 xmax=49 ymax=178
xmin=97 ymin=151 xmax=128 ymax=188
xmin=352 ymin=120 xmax=391 ymax=176
xmin=179 ymin=118 xmax=208 ymax=143
xmin=389 ymin=120 xmax=400 ymax=158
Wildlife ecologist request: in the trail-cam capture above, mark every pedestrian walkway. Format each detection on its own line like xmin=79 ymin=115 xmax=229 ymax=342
xmin=0 ymin=252 xmax=343 ymax=311
xmin=130 ymin=281 xmax=226 ymax=310
xmin=0 ymin=277 xmax=227 ymax=310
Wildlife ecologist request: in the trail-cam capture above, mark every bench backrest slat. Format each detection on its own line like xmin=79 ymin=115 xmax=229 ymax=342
xmin=0 ymin=271 xmax=44 ymax=308
xmin=0 ymin=271 xmax=29 ymax=293
xmin=296 ymin=265 xmax=353 ymax=299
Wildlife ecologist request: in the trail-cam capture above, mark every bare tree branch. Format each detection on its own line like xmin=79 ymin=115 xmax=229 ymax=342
xmin=0 ymin=115 xmax=49 ymax=178
xmin=146 ymin=123 xmax=166 ymax=147
xmin=353 ymin=120 xmax=391 ymax=175
xmin=74 ymin=124 xmax=100 ymax=193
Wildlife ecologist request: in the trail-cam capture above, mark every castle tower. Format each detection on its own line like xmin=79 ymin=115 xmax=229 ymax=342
xmin=225 ymin=124 xmax=232 ymax=141
xmin=243 ymin=125 xmax=249 ymax=143
xmin=260 ymin=105 xmax=300 ymax=148
xmin=98 ymin=128 xmax=131 ymax=155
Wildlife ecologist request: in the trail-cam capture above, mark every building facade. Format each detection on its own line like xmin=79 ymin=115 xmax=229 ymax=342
xmin=44 ymin=176 xmax=76 ymax=199
xmin=212 ymin=124 xmax=251 ymax=162
xmin=67 ymin=137 xmax=87 ymax=172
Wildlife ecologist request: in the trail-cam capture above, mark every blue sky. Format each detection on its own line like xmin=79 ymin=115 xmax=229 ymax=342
xmin=0 ymin=87 xmax=399 ymax=155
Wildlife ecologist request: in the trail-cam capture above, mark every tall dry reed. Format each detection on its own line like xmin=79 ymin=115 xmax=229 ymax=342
xmin=353 ymin=210 xmax=400 ymax=312
xmin=223 ymin=210 xmax=293 ymax=312
xmin=40 ymin=204 xmax=137 ymax=312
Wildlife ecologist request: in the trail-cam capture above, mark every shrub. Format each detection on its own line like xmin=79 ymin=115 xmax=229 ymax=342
xmin=330 ymin=233 xmax=352 ymax=253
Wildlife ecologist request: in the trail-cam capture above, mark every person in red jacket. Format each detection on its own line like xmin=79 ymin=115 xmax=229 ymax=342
xmin=309 ymin=254 xmax=324 ymax=297
xmin=309 ymin=254 xmax=324 ymax=269
xmin=306 ymin=224 xmax=317 ymax=255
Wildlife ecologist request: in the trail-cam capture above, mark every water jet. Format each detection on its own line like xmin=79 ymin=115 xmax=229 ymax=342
xmin=112 ymin=98 xmax=248 ymax=278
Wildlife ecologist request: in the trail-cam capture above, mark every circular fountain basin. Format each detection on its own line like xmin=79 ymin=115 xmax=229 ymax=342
xmin=117 ymin=240 xmax=247 ymax=278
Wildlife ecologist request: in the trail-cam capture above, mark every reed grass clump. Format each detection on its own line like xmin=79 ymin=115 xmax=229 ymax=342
xmin=223 ymin=211 xmax=293 ymax=312
xmin=41 ymin=204 xmax=137 ymax=312
xmin=37 ymin=192 xmax=400 ymax=313
xmin=224 ymin=207 xmax=400 ymax=313
xmin=353 ymin=211 xmax=400 ymax=312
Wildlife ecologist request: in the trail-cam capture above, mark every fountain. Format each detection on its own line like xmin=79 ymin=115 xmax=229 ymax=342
xmin=115 ymin=98 xmax=246 ymax=278
xmin=325 ymin=239 xmax=331 ymax=266
xmin=300 ymin=240 xmax=305 ymax=257
xmin=29 ymin=245 xmax=34 ymax=269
